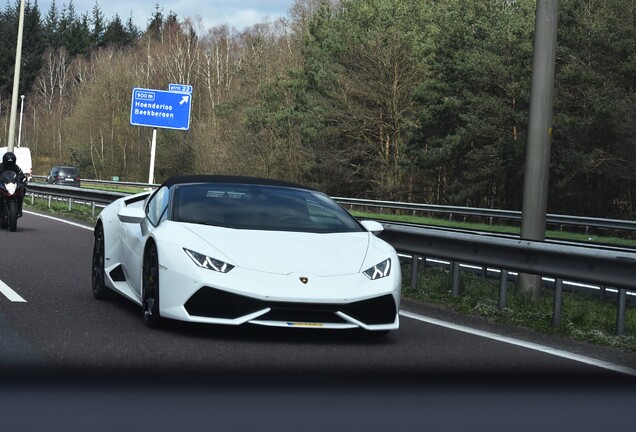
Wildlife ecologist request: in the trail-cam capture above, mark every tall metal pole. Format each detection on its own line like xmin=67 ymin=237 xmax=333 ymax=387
xmin=7 ymin=0 xmax=26 ymax=152
xmin=17 ymin=95 xmax=25 ymax=147
xmin=148 ymin=128 xmax=157 ymax=184
xmin=518 ymin=0 xmax=559 ymax=300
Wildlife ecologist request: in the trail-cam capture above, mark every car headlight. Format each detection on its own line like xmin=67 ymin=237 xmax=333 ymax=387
xmin=363 ymin=258 xmax=391 ymax=280
xmin=184 ymin=248 xmax=234 ymax=273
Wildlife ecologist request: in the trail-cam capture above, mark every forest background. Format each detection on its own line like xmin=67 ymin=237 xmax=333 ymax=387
xmin=0 ymin=0 xmax=634 ymax=220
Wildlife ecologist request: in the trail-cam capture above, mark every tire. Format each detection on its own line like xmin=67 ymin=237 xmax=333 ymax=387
xmin=92 ymin=224 xmax=112 ymax=300
xmin=8 ymin=201 xmax=17 ymax=232
xmin=142 ymin=243 xmax=162 ymax=328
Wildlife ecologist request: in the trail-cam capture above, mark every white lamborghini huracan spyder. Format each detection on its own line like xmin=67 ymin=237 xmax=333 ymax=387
xmin=92 ymin=175 xmax=401 ymax=332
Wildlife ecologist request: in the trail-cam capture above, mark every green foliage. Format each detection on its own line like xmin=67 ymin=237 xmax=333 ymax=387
xmin=25 ymin=194 xmax=99 ymax=222
xmin=0 ymin=2 xmax=18 ymax=96
xmin=0 ymin=0 xmax=634 ymax=220
xmin=90 ymin=2 xmax=105 ymax=47
xmin=102 ymin=14 xmax=127 ymax=48
xmin=0 ymin=0 xmax=46 ymax=96
xmin=301 ymin=0 xmax=432 ymax=198
xmin=551 ymin=0 xmax=636 ymax=219
xmin=403 ymin=267 xmax=636 ymax=351
xmin=410 ymin=0 xmax=535 ymax=209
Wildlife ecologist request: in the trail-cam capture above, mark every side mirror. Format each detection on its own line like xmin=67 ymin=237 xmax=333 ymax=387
xmin=360 ymin=219 xmax=384 ymax=235
xmin=117 ymin=205 xmax=146 ymax=224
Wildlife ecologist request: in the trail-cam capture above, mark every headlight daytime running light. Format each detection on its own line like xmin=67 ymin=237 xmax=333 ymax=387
xmin=363 ymin=258 xmax=391 ymax=280
xmin=184 ymin=248 xmax=234 ymax=273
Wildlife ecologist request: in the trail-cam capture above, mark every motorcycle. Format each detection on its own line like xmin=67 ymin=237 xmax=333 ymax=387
xmin=0 ymin=170 xmax=27 ymax=232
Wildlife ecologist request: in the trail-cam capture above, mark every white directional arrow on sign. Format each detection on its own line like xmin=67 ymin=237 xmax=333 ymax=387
xmin=180 ymin=95 xmax=189 ymax=105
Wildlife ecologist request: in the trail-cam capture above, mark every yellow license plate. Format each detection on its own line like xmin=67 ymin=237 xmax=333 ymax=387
xmin=286 ymin=322 xmax=324 ymax=328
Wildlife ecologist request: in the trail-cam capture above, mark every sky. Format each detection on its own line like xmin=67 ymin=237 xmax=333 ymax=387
xmin=36 ymin=0 xmax=296 ymax=32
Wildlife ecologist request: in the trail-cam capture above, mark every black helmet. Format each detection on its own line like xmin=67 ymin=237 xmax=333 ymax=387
xmin=2 ymin=151 xmax=16 ymax=169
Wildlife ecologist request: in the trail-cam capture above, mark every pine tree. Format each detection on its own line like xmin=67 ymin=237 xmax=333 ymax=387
xmin=43 ymin=0 xmax=61 ymax=47
xmin=102 ymin=13 xmax=126 ymax=47
xmin=21 ymin=0 xmax=45 ymax=96
xmin=90 ymin=1 xmax=105 ymax=47
xmin=146 ymin=3 xmax=163 ymax=40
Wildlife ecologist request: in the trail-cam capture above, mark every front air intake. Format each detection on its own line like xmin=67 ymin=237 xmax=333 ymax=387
xmin=184 ymin=287 xmax=396 ymax=326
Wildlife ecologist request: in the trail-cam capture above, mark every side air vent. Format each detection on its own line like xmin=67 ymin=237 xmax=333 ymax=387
xmin=109 ymin=265 xmax=126 ymax=282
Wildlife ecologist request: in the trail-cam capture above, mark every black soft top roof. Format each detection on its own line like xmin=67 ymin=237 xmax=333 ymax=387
xmin=160 ymin=175 xmax=313 ymax=190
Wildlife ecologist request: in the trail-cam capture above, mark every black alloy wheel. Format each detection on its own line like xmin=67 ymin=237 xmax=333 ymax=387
xmin=92 ymin=224 xmax=112 ymax=299
xmin=142 ymin=244 xmax=162 ymax=328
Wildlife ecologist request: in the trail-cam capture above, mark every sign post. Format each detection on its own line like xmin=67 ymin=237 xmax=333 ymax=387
xmin=130 ymin=86 xmax=193 ymax=184
xmin=148 ymin=129 xmax=158 ymax=184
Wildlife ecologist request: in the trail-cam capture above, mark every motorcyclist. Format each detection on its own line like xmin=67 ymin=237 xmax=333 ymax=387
xmin=0 ymin=151 xmax=27 ymax=217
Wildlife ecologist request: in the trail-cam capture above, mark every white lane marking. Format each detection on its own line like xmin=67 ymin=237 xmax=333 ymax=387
xmin=24 ymin=210 xmax=94 ymax=231
xmin=0 ymin=212 xmax=93 ymax=302
xmin=400 ymin=309 xmax=636 ymax=377
xmin=0 ymin=279 xmax=26 ymax=302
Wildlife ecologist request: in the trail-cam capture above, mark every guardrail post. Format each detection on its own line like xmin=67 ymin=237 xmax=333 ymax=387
xmin=616 ymin=288 xmax=626 ymax=336
xmin=451 ymin=262 xmax=461 ymax=296
xmin=599 ymin=286 xmax=606 ymax=300
xmin=410 ymin=255 xmax=419 ymax=289
xmin=498 ymin=270 xmax=508 ymax=309
xmin=552 ymin=279 xmax=563 ymax=326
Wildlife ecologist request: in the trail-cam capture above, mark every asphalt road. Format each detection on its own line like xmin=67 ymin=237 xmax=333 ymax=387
xmin=1 ymin=210 xmax=635 ymax=430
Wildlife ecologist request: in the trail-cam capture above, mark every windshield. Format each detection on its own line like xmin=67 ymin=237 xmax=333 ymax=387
xmin=58 ymin=168 xmax=79 ymax=176
xmin=1 ymin=170 xmax=17 ymax=183
xmin=172 ymin=183 xmax=364 ymax=233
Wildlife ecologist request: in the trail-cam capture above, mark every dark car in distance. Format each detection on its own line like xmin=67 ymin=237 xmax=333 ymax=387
xmin=47 ymin=166 xmax=81 ymax=187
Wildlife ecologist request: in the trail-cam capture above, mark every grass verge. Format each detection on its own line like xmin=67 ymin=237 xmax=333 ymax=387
xmin=402 ymin=264 xmax=636 ymax=352
xmin=25 ymin=196 xmax=99 ymax=223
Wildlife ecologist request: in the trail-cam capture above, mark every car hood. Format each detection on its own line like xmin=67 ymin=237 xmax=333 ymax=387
xmin=181 ymin=224 xmax=372 ymax=276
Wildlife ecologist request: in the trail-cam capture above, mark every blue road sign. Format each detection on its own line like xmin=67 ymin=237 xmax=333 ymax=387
xmin=169 ymin=83 xmax=193 ymax=93
xmin=130 ymin=88 xmax=192 ymax=130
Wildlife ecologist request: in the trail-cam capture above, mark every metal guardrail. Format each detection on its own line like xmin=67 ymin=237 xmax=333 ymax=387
xmin=26 ymin=181 xmax=635 ymax=335
xmin=31 ymin=176 xmax=636 ymax=233
xmin=380 ymin=223 xmax=636 ymax=291
xmin=335 ymin=197 xmax=636 ymax=233
xmin=27 ymin=183 xmax=128 ymax=204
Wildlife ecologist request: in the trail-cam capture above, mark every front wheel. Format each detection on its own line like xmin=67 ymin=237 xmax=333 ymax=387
xmin=7 ymin=200 xmax=17 ymax=232
xmin=92 ymin=224 xmax=112 ymax=300
xmin=142 ymin=244 xmax=162 ymax=328
xmin=0 ymin=203 xmax=7 ymax=229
